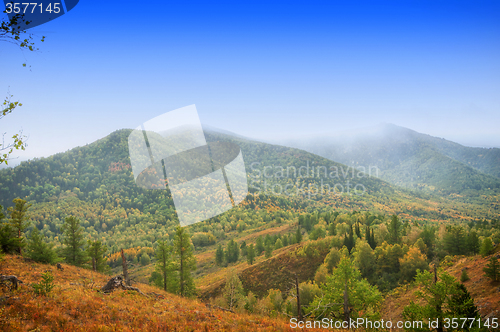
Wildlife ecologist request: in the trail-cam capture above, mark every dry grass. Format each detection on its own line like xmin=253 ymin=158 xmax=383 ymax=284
xmin=0 ymin=255 xmax=324 ymax=332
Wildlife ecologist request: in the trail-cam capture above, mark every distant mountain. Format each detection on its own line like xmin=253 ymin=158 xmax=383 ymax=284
xmin=281 ymin=123 xmax=500 ymax=195
xmin=0 ymin=128 xmax=498 ymax=253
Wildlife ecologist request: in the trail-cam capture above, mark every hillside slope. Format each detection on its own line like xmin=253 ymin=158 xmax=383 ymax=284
xmin=379 ymin=252 xmax=500 ymax=324
xmin=197 ymin=238 xmax=331 ymax=300
xmin=0 ymin=255 xmax=313 ymax=332
xmin=1 ymin=128 xmax=497 ymax=255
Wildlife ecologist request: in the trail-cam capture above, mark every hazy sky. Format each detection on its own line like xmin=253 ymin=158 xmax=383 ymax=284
xmin=2 ymin=0 xmax=499 ymax=166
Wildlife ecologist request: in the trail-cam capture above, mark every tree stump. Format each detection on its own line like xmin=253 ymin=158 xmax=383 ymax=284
xmin=101 ymin=276 xmax=147 ymax=296
xmin=0 ymin=275 xmax=23 ymax=290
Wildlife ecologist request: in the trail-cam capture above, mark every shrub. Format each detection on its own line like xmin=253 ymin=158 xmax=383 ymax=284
xmin=32 ymin=271 xmax=55 ymax=296
xmin=460 ymin=269 xmax=470 ymax=283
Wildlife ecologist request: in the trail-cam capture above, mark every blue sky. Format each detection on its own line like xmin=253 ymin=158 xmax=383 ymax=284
xmin=1 ymin=0 xmax=500 ymax=165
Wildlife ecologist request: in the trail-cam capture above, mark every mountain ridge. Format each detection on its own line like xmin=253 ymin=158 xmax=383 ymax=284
xmin=280 ymin=123 xmax=500 ymax=195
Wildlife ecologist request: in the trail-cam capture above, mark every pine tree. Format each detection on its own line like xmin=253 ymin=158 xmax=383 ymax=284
xmin=0 ymin=206 xmax=23 ymax=254
xmin=265 ymin=243 xmax=273 ymax=258
xmin=388 ymin=214 xmax=401 ymax=245
xmin=449 ymin=283 xmax=480 ymax=327
xmin=26 ymin=228 xmax=59 ymax=264
xmin=61 ymin=216 xmax=87 ymax=266
xmin=7 ymin=198 xmax=31 ymax=254
xmin=466 ymin=230 xmax=480 ymax=255
xmin=308 ymin=256 xmax=382 ymax=321
xmin=460 ymin=269 xmax=470 ymax=283
xmin=343 ymin=225 xmax=355 ymax=252
xmin=225 ymin=239 xmax=240 ymax=264
xmin=153 ymin=239 xmax=176 ymax=292
xmin=222 ymin=269 xmax=244 ymax=311
xmin=86 ymin=240 xmax=109 ymax=272
xmin=215 ymin=243 xmax=224 ymax=266
xmin=240 ymin=241 xmax=247 ymax=256
xmin=282 ymin=234 xmax=289 ymax=247
xmin=483 ymin=256 xmax=499 ymax=282
xmin=443 ymin=225 xmax=467 ymax=256
xmin=295 ymin=226 xmax=302 ymax=244
xmin=364 ymin=226 xmax=371 ymax=244
xmin=370 ymin=229 xmax=376 ymax=249
xmin=403 ymin=270 xmax=477 ymax=332
xmin=174 ymin=226 xmax=196 ymax=297
xmin=247 ymin=244 xmax=255 ymax=265
xmin=480 ymin=238 xmax=494 ymax=257
xmin=328 ymin=222 xmax=337 ymax=236
xmin=256 ymin=236 xmax=265 ymax=255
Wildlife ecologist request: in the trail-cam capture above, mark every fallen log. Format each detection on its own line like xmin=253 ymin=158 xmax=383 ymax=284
xmin=0 ymin=275 xmax=23 ymax=290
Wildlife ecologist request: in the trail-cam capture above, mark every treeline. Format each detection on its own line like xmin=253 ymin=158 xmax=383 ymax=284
xmin=212 ymin=209 xmax=500 ymax=292
xmin=0 ymin=198 xmax=109 ymax=272
xmin=208 ymin=211 xmax=499 ymax=325
xmin=214 ymin=226 xmax=303 ymax=267
xmin=210 ymin=246 xmax=496 ymax=327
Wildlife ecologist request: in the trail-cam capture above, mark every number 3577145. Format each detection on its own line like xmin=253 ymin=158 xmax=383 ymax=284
xmin=5 ymin=2 xmax=61 ymax=14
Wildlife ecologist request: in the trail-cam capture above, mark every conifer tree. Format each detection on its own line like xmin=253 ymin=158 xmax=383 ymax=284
xmin=403 ymin=270 xmax=478 ymax=332
xmin=483 ymin=256 xmax=499 ymax=282
xmin=256 ymin=236 xmax=265 ymax=255
xmin=343 ymin=225 xmax=355 ymax=252
xmin=7 ymin=198 xmax=31 ymax=254
xmin=370 ymin=228 xmax=376 ymax=249
xmin=480 ymin=238 xmax=494 ymax=257
xmin=0 ymin=205 xmax=22 ymax=254
xmin=61 ymin=216 xmax=87 ymax=266
xmin=86 ymin=240 xmax=109 ymax=272
xmin=265 ymin=243 xmax=273 ymax=258
xmin=215 ymin=243 xmax=224 ymax=266
xmin=153 ymin=239 xmax=176 ymax=292
xmin=388 ymin=214 xmax=401 ymax=245
xmin=295 ymin=226 xmax=302 ymax=244
xmin=26 ymin=228 xmax=59 ymax=264
xmin=449 ymin=283 xmax=480 ymax=326
xmin=328 ymin=222 xmax=337 ymax=236
xmin=247 ymin=244 xmax=255 ymax=265
xmin=222 ymin=269 xmax=244 ymax=311
xmin=308 ymin=256 xmax=382 ymax=321
xmin=460 ymin=269 xmax=470 ymax=283
xmin=225 ymin=239 xmax=239 ymax=264
xmin=174 ymin=226 xmax=196 ymax=297
xmin=466 ymin=230 xmax=480 ymax=255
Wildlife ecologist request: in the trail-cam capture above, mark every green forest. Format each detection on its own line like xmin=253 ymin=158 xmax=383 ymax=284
xmin=1 ymin=129 xmax=499 ymax=330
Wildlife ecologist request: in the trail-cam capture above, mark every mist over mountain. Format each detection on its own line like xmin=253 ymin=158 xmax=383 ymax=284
xmin=2 ymin=126 xmax=499 ymax=253
xmin=279 ymin=123 xmax=500 ymax=195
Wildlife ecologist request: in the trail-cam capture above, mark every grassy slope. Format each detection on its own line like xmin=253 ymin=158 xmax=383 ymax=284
xmin=197 ymin=238 xmax=330 ymax=300
xmin=0 ymin=255 xmax=324 ymax=332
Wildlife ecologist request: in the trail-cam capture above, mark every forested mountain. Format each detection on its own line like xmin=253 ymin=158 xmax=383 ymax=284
xmin=281 ymin=123 xmax=500 ymax=195
xmin=0 ymin=128 xmax=498 ymax=254
xmin=2 ymin=128 xmax=500 ymax=329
